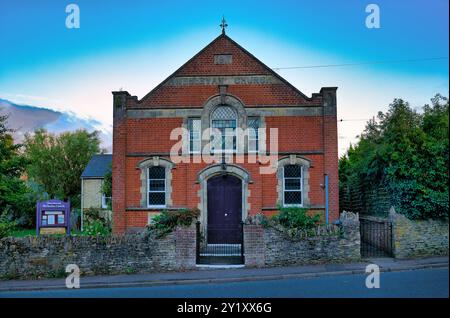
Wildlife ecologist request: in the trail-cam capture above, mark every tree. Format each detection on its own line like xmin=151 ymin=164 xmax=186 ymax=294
xmin=101 ymin=163 xmax=112 ymax=209
xmin=24 ymin=129 xmax=102 ymax=208
xmin=339 ymin=95 xmax=449 ymax=220
xmin=0 ymin=114 xmax=28 ymax=216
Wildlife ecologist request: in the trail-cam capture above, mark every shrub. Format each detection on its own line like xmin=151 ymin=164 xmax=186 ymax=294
xmin=81 ymin=208 xmax=112 ymax=236
xmin=147 ymin=208 xmax=200 ymax=237
xmin=83 ymin=219 xmax=110 ymax=236
xmin=339 ymin=95 xmax=449 ymax=220
xmin=271 ymin=205 xmax=320 ymax=230
xmin=0 ymin=211 xmax=17 ymax=238
xmin=83 ymin=207 xmax=112 ymax=230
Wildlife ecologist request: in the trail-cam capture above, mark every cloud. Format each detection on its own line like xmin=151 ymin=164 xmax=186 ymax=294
xmin=0 ymin=98 xmax=112 ymax=152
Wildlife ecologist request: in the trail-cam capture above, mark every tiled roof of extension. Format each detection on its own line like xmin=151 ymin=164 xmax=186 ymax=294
xmin=81 ymin=154 xmax=112 ymax=178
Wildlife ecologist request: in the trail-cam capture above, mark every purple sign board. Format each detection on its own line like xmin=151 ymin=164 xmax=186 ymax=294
xmin=36 ymin=199 xmax=71 ymax=235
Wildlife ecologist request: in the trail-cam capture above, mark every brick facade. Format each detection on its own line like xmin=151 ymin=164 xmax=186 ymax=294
xmin=112 ymin=33 xmax=339 ymax=234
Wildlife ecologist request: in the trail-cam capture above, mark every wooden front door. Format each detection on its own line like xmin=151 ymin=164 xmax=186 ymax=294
xmin=207 ymin=174 xmax=242 ymax=244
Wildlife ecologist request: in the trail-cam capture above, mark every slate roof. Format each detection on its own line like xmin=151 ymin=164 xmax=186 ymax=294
xmin=81 ymin=154 xmax=112 ymax=178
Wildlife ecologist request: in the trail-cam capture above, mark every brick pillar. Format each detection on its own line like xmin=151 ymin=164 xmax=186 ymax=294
xmin=112 ymin=91 xmax=130 ymax=234
xmin=175 ymin=225 xmax=197 ymax=269
xmin=243 ymin=224 xmax=265 ymax=267
xmin=321 ymin=87 xmax=339 ymax=222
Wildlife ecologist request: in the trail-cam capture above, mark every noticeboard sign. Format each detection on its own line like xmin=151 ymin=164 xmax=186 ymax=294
xmin=36 ymin=199 xmax=71 ymax=235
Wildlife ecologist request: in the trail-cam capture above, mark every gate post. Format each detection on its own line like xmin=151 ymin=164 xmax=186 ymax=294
xmin=240 ymin=221 xmax=245 ymax=264
xmin=196 ymin=221 xmax=201 ymax=264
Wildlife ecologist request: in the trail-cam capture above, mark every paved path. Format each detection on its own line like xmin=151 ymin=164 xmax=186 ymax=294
xmin=0 ymin=256 xmax=447 ymax=294
xmin=1 ymin=268 xmax=448 ymax=298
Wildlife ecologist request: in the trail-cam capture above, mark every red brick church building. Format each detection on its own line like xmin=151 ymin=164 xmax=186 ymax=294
xmin=112 ymin=28 xmax=339 ymax=236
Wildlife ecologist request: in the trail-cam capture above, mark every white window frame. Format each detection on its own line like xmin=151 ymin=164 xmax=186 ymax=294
xmin=188 ymin=118 xmax=201 ymax=154
xmin=147 ymin=167 xmax=166 ymax=208
xmin=247 ymin=117 xmax=260 ymax=153
xmin=211 ymin=126 xmax=236 ymax=154
xmin=210 ymin=125 xmax=237 ymax=154
xmin=101 ymin=193 xmax=112 ymax=209
xmin=282 ymin=165 xmax=303 ymax=207
xmin=210 ymin=106 xmax=237 ymax=154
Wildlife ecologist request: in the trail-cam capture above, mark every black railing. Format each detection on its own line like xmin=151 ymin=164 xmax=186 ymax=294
xmin=196 ymin=221 xmax=244 ymax=265
xmin=360 ymin=217 xmax=393 ymax=257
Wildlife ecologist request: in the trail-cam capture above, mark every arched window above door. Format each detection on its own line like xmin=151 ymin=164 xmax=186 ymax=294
xmin=210 ymin=106 xmax=237 ymax=153
xmin=200 ymin=94 xmax=248 ymax=154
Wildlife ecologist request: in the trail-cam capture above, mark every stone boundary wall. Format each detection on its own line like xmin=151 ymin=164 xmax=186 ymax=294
xmin=0 ymin=225 xmax=196 ymax=280
xmin=244 ymin=211 xmax=361 ymax=267
xmin=390 ymin=210 xmax=449 ymax=259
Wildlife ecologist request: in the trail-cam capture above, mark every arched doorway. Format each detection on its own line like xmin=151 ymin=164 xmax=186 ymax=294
xmin=207 ymin=174 xmax=242 ymax=244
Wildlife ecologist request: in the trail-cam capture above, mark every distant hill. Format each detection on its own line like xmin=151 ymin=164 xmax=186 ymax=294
xmin=0 ymin=98 xmax=112 ymax=151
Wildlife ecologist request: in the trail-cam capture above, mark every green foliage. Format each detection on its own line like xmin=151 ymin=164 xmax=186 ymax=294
xmin=15 ymin=181 xmax=50 ymax=227
xmin=339 ymin=94 xmax=449 ymax=220
xmin=84 ymin=207 xmax=111 ymax=228
xmin=45 ymin=267 xmax=67 ymax=279
xmin=83 ymin=219 xmax=110 ymax=236
xmin=8 ymin=228 xmax=35 ymax=237
xmin=82 ymin=207 xmax=111 ymax=236
xmin=0 ymin=211 xmax=17 ymax=238
xmin=271 ymin=205 xmax=320 ymax=230
xmin=0 ymin=114 xmax=30 ymax=224
xmin=147 ymin=208 xmax=200 ymax=237
xmin=23 ymin=128 xmax=102 ymax=208
xmin=101 ymin=164 xmax=112 ymax=197
xmin=124 ymin=266 xmax=137 ymax=275
xmin=101 ymin=163 xmax=112 ymax=209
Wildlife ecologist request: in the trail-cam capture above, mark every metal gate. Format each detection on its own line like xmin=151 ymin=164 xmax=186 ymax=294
xmin=196 ymin=221 xmax=244 ymax=265
xmin=360 ymin=216 xmax=393 ymax=257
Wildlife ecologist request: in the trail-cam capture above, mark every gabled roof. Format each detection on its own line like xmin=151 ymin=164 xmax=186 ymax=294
xmin=81 ymin=154 xmax=112 ymax=179
xmin=138 ymin=33 xmax=313 ymax=105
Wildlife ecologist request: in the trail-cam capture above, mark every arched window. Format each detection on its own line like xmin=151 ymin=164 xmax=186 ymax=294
xmin=282 ymin=164 xmax=303 ymax=206
xmin=147 ymin=166 xmax=166 ymax=207
xmin=247 ymin=117 xmax=260 ymax=153
xmin=277 ymin=156 xmax=311 ymax=208
xmin=210 ymin=106 xmax=237 ymax=153
xmin=137 ymin=157 xmax=174 ymax=209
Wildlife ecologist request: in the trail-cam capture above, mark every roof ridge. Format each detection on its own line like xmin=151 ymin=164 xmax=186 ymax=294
xmin=138 ymin=34 xmax=226 ymax=103
xmin=136 ymin=33 xmax=312 ymax=104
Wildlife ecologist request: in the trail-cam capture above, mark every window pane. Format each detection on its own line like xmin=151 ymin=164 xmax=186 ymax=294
xmin=248 ymin=139 xmax=258 ymax=152
xmin=188 ymin=119 xmax=201 ymax=153
xmin=284 ymin=178 xmax=301 ymax=190
xmin=148 ymin=167 xmax=165 ymax=179
xmin=188 ymin=118 xmax=201 ymax=132
xmin=210 ymin=133 xmax=221 ymax=152
xmin=223 ymin=135 xmax=235 ymax=150
xmin=284 ymin=165 xmax=301 ymax=178
xmin=190 ymin=140 xmax=200 ymax=153
xmin=148 ymin=192 xmax=165 ymax=206
xmin=247 ymin=118 xmax=259 ymax=152
xmin=211 ymin=120 xmax=236 ymax=152
xmin=248 ymin=128 xmax=258 ymax=139
xmin=212 ymin=119 xmax=236 ymax=129
xmin=284 ymin=191 xmax=302 ymax=205
xmin=211 ymin=106 xmax=236 ymax=120
xmin=149 ymin=179 xmax=165 ymax=191
xmin=190 ymin=131 xmax=200 ymax=140
xmin=247 ymin=117 xmax=260 ymax=130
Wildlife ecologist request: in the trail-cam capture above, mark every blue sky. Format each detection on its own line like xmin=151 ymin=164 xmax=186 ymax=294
xmin=0 ymin=0 xmax=448 ymax=154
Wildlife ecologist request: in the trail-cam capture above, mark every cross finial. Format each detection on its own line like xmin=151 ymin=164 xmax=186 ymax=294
xmin=220 ymin=16 xmax=228 ymax=34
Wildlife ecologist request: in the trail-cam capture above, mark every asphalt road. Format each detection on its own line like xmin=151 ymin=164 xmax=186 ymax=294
xmin=0 ymin=267 xmax=448 ymax=298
